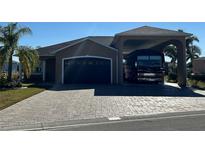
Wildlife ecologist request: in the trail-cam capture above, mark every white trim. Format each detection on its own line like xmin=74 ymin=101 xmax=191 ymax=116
xmin=62 ymin=56 xmax=113 ymax=84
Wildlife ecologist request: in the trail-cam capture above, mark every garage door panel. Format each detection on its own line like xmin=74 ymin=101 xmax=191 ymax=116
xmin=64 ymin=57 xmax=111 ymax=84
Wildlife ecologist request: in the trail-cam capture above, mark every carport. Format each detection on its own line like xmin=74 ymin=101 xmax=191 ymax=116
xmin=112 ymin=26 xmax=192 ymax=87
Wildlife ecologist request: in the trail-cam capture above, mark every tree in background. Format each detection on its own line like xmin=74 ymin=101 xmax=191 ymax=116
xmin=164 ymin=30 xmax=201 ymax=74
xmin=178 ymin=30 xmax=201 ymax=70
xmin=164 ymin=44 xmax=178 ymax=74
xmin=186 ymin=35 xmax=201 ymax=70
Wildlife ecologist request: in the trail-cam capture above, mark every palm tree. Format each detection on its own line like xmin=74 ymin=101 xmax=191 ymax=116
xmin=0 ymin=46 xmax=7 ymax=72
xmin=15 ymin=46 xmax=39 ymax=79
xmin=0 ymin=23 xmax=32 ymax=81
xmin=164 ymin=44 xmax=178 ymax=74
xmin=186 ymin=35 xmax=201 ymax=68
xmin=164 ymin=30 xmax=201 ymax=71
xmin=0 ymin=26 xmax=8 ymax=72
xmin=164 ymin=44 xmax=177 ymax=64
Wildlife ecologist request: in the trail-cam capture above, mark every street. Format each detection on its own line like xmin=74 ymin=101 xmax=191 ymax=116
xmin=44 ymin=111 xmax=205 ymax=131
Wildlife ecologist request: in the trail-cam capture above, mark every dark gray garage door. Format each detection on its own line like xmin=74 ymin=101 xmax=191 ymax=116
xmin=64 ymin=57 xmax=111 ymax=84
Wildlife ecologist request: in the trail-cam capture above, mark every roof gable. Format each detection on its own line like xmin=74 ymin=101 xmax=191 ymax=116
xmin=37 ymin=37 xmax=87 ymax=56
xmin=37 ymin=36 xmax=114 ymax=56
xmin=116 ymin=26 xmax=192 ymax=37
xmin=53 ymin=37 xmax=117 ymax=55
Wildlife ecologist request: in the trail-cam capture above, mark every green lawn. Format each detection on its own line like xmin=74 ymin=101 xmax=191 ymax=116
xmin=0 ymin=87 xmax=45 ymax=111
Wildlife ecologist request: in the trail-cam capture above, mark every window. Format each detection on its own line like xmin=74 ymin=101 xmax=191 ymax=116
xmin=136 ymin=55 xmax=162 ymax=68
xmin=150 ymin=56 xmax=161 ymax=60
xmin=137 ymin=56 xmax=149 ymax=60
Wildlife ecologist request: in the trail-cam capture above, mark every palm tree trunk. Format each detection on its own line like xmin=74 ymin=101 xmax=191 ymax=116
xmin=7 ymin=55 xmax=13 ymax=81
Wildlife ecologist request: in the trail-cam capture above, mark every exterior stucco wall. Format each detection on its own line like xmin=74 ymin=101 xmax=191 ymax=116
xmin=45 ymin=58 xmax=56 ymax=82
xmin=55 ymin=40 xmax=118 ymax=84
xmin=193 ymin=59 xmax=205 ymax=74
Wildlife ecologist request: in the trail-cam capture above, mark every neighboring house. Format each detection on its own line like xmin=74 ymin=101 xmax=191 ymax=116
xmin=2 ymin=61 xmax=19 ymax=73
xmin=193 ymin=57 xmax=205 ymax=74
xmin=37 ymin=26 xmax=191 ymax=86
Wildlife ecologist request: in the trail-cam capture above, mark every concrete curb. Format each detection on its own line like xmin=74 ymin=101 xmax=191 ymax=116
xmin=1 ymin=110 xmax=205 ymax=131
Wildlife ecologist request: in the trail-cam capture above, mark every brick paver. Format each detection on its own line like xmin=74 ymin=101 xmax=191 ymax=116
xmin=0 ymin=83 xmax=205 ymax=128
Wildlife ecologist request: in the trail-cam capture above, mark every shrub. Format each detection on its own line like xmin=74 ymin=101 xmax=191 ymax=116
xmin=167 ymin=72 xmax=177 ymax=82
xmin=197 ymin=81 xmax=205 ymax=89
xmin=189 ymin=74 xmax=205 ymax=82
xmin=12 ymin=72 xmax=19 ymax=81
xmin=23 ymin=74 xmax=43 ymax=83
xmin=0 ymin=73 xmax=22 ymax=88
xmin=3 ymin=80 xmax=22 ymax=88
xmin=188 ymin=79 xmax=205 ymax=90
xmin=0 ymin=73 xmax=8 ymax=87
xmin=16 ymin=81 xmax=22 ymax=87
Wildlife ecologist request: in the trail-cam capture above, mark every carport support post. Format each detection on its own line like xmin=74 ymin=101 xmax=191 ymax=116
xmin=118 ymin=39 xmax=124 ymax=84
xmin=177 ymin=39 xmax=187 ymax=87
xmin=42 ymin=60 xmax=46 ymax=82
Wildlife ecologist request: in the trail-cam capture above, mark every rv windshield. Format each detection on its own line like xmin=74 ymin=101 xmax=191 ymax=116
xmin=137 ymin=56 xmax=162 ymax=67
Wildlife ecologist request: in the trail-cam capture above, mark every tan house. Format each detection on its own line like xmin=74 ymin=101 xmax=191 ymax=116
xmin=37 ymin=26 xmax=192 ymax=87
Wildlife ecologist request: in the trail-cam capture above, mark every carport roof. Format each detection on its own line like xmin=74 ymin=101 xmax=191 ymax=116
xmin=116 ymin=26 xmax=192 ymax=37
xmin=37 ymin=36 xmax=114 ymax=56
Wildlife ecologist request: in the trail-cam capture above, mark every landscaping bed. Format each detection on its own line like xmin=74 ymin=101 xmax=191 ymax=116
xmin=188 ymin=79 xmax=205 ymax=90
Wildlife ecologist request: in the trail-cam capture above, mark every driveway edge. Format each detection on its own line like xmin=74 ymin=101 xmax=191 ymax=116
xmin=2 ymin=110 xmax=205 ymax=131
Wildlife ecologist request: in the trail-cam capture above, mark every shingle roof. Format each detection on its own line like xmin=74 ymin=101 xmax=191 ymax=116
xmin=37 ymin=37 xmax=86 ymax=56
xmin=88 ymin=36 xmax=114 ymax=47
xmin=37 ymin=36 xmax=114 ymax=56
xmin=116 ymin=26 xmax=192 ymax=37
xmin=37 ymin=26 xmax=193 ymax=57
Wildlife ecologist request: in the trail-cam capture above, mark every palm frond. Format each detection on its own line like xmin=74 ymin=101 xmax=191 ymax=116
xmin=16 ymin=27 xmax=32 ymax=38
xmin=163 ymin=44 xmax=177 ymax=63
xmin=193 ymin=45 xmax=201 ymax=55
xmin=16 ymin=46 xmax=39 ymax=78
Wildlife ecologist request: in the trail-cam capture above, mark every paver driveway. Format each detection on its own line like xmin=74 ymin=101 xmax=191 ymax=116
xmin=0 ymin=83 xmax=205 ymax=129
